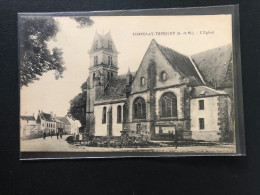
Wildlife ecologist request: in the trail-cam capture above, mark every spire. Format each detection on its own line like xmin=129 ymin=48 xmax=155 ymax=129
xmin=127 ymin=67 xmax=131 ymax=74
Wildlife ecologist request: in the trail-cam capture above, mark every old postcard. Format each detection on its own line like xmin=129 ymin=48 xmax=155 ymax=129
xmin=19 ymin=6 xmax=245 ymax=159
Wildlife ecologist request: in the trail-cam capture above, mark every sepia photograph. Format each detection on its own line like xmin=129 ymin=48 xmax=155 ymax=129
xmin=19 ymin=8 xmax=244 ymax=159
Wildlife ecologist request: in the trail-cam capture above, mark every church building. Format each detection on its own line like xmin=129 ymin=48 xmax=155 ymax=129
xmin=85 ymin=31 xmax=233 ymax=142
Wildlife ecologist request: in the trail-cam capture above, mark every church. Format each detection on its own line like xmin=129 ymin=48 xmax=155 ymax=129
xmin=85 ymin=31 xmax=233 ymax=142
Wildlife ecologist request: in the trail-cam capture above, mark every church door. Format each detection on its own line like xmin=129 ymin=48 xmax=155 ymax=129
xmin=107 ymin=107 xmax=113 ymax=136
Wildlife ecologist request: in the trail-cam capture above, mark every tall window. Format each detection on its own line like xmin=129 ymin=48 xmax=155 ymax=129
xmin=94 ymin=56 xmax=98 ymax=66
xmin=108 ymin=56 xmax=113 ymax=65
xmin=159 ymin=92 xmax=177 ymax=118
xmin=199 ymin=100 xmax=204 ymax=110
xmin=108 ymin=40 xmax=112 ymax=49
xmin=107 ymin=72 xmax=110 ymax=80
xmin=133 ymin=97 xmax=146 ymax=119
xmin=102 ymin=107 xmax=107 ymax=124
xmin=117 ymin=105 xmax=122 ymax=123
xmin=199 ymin=118 xmax=205 ymax=129
xmin=94 ymin=40 xmax=98 ymax=49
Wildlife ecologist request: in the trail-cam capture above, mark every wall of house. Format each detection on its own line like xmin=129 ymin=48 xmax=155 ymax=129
xmin=190 ymin=96 xmax=220 ymax=141
xmin=94 ymin=102 xmax=124 ymax=136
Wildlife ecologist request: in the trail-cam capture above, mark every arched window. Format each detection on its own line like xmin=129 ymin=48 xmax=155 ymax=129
xmin=102 ymin=107 xmax=107 ymax=124
xmin=160 ymin=71 xmax=167 ymax=81
xmin=159 ymin=92 xmax=177 ymax=118
xmin=140 ymin=77 xmax=145 ymax=86
xmin=117 ymin=105 xmax=122 ymax=123
xmin=133 ymin=97 xmax=146 ymax=119
xmin=94 ymin=56 xmax=98 ymax=66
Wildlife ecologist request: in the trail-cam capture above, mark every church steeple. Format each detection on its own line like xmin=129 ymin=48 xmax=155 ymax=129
xmin=88 ymin=31 xmax=119 ymax=88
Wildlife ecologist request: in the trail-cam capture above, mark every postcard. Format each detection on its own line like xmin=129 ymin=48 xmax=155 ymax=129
xmin=19 ymin=5 xmax=245 ymax=159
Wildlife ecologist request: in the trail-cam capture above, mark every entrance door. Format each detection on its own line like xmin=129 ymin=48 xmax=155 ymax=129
xmin=107 ymin=107 xmax=113 ymax=136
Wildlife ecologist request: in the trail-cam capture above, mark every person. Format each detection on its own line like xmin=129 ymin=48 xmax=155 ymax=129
xmin=60 ymin=132 xmax=62 ymax=139
xmin=174 ymin=131 xmax=178 ymax=149
xmin=50 ymin=130 xmax=53 ymax=138
xmin=56 ymin=131 xmax=59 ymax=140
xmin=43 ymin=131 xmax=46 ymax=140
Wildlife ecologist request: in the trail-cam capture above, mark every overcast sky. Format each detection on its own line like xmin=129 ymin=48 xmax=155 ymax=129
xmin=20 ymin=15 xmax=232 ymax=117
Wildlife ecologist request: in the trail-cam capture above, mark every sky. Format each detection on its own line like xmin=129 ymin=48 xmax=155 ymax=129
xmin=20 ymin=15 xmax=232 ymax=117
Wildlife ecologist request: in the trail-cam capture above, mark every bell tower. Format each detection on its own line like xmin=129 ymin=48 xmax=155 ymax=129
xmin=86 ymin=31 xmax=119 ymax=135
xmin=88 ymin=30 xmax=119 ymax=88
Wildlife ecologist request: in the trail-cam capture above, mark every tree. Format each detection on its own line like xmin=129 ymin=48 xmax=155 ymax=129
xmin=19 ymin=16 xmax=94 ymax=88
xmin=67 ymin=81 xmax=88 ymax=127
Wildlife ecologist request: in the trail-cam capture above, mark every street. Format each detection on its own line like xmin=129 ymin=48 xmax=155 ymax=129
xmin=20 ymin=135 xmax=236 ymax=153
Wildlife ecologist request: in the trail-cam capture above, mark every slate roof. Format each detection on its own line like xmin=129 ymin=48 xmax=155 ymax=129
xmin=156 ymin=42 xmax=204 ymax=86
xmin=37 ymin=111 xmax=55 ymax=123
xmin=190 ymin=86 xmax=227 ymax=98
xmin=90 ymin=31 xmax=118 ymax=53
xmin=20 ymin=116 xmax=35 ymax=121
xmin=191 ymin=44 xmax=233 ymax=88
xmin=56 ymin=116 xmax=71 ymax=125
xmin=96 ymin=72 xmax=135 ymax=102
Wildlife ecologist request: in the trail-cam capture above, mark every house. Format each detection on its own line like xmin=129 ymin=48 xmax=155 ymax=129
xmin=56 ymin=116 xmax=71 ymax=134
xmin=36 ymin=110 xmax=56 ymax=135
xmin=85 ymin=31 xmax=233 ymax=142
xmin=20 ymin=115 xmax=37 ymax=139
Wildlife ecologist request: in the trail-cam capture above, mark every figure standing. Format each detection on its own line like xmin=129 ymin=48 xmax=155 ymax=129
xmin=174 ymin=131 xmax=178 ymax=149
xmin=56 ymin=131 xmax=59 ymax=140
xmin=43 ymin=131 xmax=46 ymax=140
xmin=60 ymin=132 xmax=62 ymax=139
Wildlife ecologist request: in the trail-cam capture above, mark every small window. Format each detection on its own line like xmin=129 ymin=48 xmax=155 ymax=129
xmin=102 ymin=107 xmax=107 ymax=124
xmin=160 ymin=71 xmax=167 ymax=81
xmin=140 ymin=77 xmax=145 ymax=86
xmin=199 ymin=100 xmax=204 ymax=110
xmin=199 ymin=118 xmax=204 ymax=130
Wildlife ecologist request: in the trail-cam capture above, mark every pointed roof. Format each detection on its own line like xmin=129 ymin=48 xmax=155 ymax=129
xmin=96 ymin=72 xmax=136 ymax=103
xmin=191 ymin=44 xmax=233 ymax=88
xmin=89 ymin=31 xmax=118 ymax=53
xmin=154 ymin=40 xmax=204 ymax=86
xmin=190 ymin=86 xmax=227 ymax=98
xmin=56 ymin=116 xmax=71 ymax=125
xmin=37 ymin=111 xmax=55 ymax=123
xmin=20 ymin=115 xmax=35 ymax=121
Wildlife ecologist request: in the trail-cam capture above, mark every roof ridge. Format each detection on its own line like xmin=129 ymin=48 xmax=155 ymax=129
xmin=191 ymin=43 xmax=232 ymax=56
